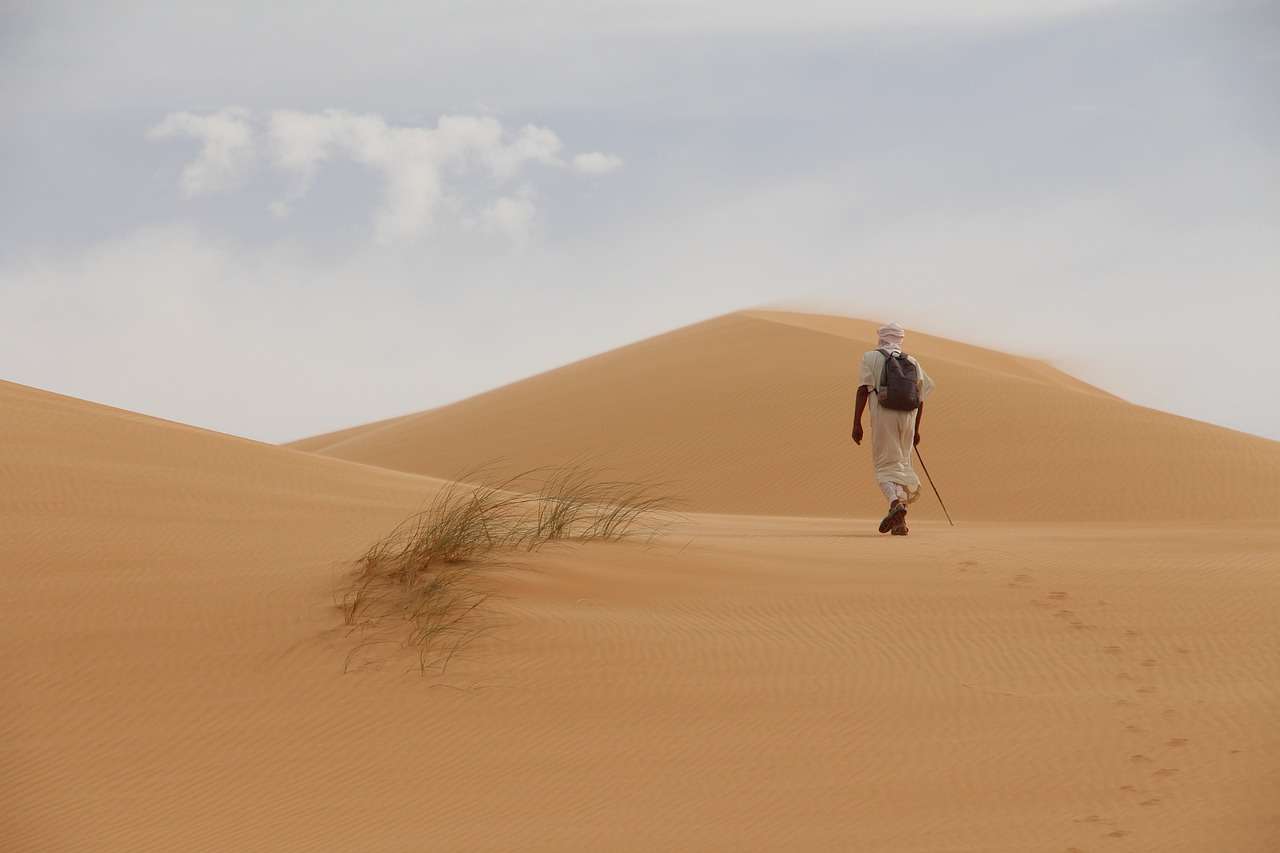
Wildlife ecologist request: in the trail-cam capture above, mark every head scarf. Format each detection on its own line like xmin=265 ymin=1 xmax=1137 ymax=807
xmin=877 ymin=322 xmax=905 ymax=355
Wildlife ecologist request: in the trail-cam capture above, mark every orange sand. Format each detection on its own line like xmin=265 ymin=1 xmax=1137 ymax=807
xmin=5 ymin=311 xmax=1279 ymax=851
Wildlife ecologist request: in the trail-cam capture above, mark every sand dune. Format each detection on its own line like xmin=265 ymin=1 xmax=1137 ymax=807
xmin=6 ymin=335 xmax=1279 ymax=852
xmin=290 ymin=310 xmax=1280 ymax=522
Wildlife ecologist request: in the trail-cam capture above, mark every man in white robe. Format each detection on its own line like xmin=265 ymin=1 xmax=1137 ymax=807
xmin=851 ymin=323 xmax=935 ymax=536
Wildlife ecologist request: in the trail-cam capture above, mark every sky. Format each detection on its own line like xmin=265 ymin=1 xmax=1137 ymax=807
xmin=2 ymin=0 xmax=1278 ymax=442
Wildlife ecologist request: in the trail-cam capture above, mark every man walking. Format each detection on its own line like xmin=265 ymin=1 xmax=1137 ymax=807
xmin=851 ymin=323 xmax=935 ymax=536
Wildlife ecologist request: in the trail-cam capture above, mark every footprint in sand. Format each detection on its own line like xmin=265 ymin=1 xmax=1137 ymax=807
xmin=1054 ymin=609 xmax=1075 ymax=619
xmin=1048 ymin=590 xmax=1069 ymax=600
xmin=1166 ymin=737 xmax=1188 ymax=748
xmin=1119 ymin=784 xmax=1138 ymax=792
xmin=1103 ymin=645 xmax=1124 ymax=655
xmin=1161 ymin=708 xmax=1180 ymax=721
xmin=1124 ymin=629 xmax=1141 ymax=638
xmin=1106 ymin=829 xmax=1132 ymax=838
xmin=1117 ymin=672 xmax=1134 ymax=681
xmin=1139 ymin=797 xmax=1163 ymax=807
xmin=1153 ymin=768 xmax=1180 ymax=778
xmin=1129 ymin=754 xmax=1153 ymax=764
xmin=1073 ymin=815 xmax=1115 ymax=826
xmin=1140 ymin=658 xmax=1158 ymax=668
xmin=1175 ymin=646 xmax=1191 ymax=654
xmin=1124 ymin=724 xmax=1145 ymax=734
xmin=1136 ymin=685 xmax=1158 ymax=694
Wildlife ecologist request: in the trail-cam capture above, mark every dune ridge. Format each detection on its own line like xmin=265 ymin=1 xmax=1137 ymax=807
xmin=290 ymin=311 xmax=1280 ymax=522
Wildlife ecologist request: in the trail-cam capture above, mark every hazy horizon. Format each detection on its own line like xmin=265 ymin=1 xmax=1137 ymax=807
xmin=4 ymin=0 xmax=1277 ymax=442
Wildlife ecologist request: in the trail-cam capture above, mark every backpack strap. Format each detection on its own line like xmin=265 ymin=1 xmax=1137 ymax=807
xmin=876 ymin=349 xmax=893 ymax=397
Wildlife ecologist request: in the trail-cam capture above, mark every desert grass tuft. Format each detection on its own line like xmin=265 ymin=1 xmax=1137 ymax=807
xmin=339 ymin=464 xmax=675 ymax=674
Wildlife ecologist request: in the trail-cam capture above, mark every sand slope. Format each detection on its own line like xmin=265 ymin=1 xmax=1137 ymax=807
xmin=290 ymin=311 xmax=1280 ymax=522
xmin=6 ymin=375 xmax=1279 ymax=852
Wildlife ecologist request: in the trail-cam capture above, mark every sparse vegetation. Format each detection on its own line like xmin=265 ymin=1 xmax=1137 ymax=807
xmin=338 ymin=465 xmax=674 ymax=675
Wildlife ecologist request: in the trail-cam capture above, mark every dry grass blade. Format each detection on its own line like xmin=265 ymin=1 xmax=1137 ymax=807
xmin=338 ymin=463 xmax=677 ymax=675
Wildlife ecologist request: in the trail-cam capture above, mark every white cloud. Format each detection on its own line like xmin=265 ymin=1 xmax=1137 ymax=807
xmin=147 ymin=107 xmax=254 ymax=196
xmin=266 ymin=109 xmax=344 ymax=186
xmin=486 ymin=124 xmax=565 ymax=179
xmin=144 ymin=109 xmax=618 ymax=244
xmin=482 ymin=190 xmax=538 ymax=247
xmin=573 ymin=152 xmax=624 ymax=175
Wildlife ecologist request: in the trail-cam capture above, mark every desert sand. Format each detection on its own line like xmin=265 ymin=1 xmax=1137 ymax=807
xmin=5 ymin=311 xmax=1279 ymax=852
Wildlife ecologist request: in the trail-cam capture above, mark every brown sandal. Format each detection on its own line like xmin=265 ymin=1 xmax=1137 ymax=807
xmin=879 ymin=500 xmax=907 ymax=534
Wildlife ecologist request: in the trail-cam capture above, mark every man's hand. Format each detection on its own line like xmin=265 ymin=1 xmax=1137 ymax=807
xmin=852 ymin=423 xmax=864 ymax=445
xmin=913 ymin=430 xmax=921 ymax=447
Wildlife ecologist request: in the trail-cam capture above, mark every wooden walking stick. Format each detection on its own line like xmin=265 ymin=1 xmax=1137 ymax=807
xmin=914 ymin=446 xmax=955 ymax=526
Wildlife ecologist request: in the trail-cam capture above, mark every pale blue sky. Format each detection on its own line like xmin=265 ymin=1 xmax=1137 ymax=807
xmin=2 ymin=0 xmax=1277 ymax=441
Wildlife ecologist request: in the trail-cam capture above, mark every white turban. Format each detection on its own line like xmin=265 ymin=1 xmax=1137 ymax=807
xmin=877 ymin=322 xmax=905 ymax=354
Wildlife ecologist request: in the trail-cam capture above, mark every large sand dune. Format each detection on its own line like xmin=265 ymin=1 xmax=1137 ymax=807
xmin=6 ymin=317 xmax=1280 ymax=853
xmin=291 ymin=310 xmax=1280 ymax=522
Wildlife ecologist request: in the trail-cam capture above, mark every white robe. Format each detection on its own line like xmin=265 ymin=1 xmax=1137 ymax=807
xmin=858 ymin=350 xmax=935 ymax=501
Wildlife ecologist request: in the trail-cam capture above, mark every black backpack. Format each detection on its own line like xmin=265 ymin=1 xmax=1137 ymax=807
xmin=877 ymin=349 xmax=922 ymax=411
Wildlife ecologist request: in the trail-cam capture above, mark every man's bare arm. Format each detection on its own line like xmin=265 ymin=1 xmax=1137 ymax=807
xmin=852 ymin=386 xmax=869 ymax=444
